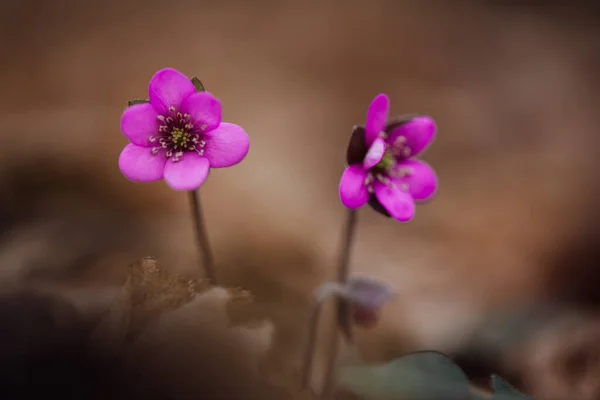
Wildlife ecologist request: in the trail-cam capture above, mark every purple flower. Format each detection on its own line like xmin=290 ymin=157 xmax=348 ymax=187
xmin=313 ymin=276 xmax=396 ymax=331
xmin=118 ymin=68 xmax=250 ymax=191
xmin=344 ymin=275 xmax=396 ymax=329
xmin=339 ymin=94 xmax=438 ymax=222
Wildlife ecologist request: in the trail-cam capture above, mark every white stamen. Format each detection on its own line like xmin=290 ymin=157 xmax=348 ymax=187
xmin=375 ymin=174 xmax=390 ymax=185
xmin=395 ymin=135 xmax=407 ymax=144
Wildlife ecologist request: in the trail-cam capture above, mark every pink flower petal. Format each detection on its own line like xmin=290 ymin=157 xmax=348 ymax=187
xmin=180 ymin=91 xmax=222 ymax=133
xmin=393 ymin=160 xmax=438 ymax=202
xmin=118 ymin=144 xmax=167 ymax=183
xmin=339 ymin=165 xmax=369 ymax=210
xmin=387 ymin=116 xmax=436 ymax=159
xmin=364 ymin=94 xmax=390 ymax=147
xmin=373 ymin=181 xmax=415 ymax=222
xmin=363 ymin=137 xmax=386 ymax=170
xmin=120 ymin=103 xmax=160 ymax=147
xmin=163 ymin=152 xmax=210 ymax=191
xmin=148 ymin=68 xmax=197 ymax=115
xmin=203 ymin=123 xmax=250 ymax=168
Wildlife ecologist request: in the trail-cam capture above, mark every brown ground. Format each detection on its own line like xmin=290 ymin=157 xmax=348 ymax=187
xmin=1 ymin=1 xmax=600 ymax=399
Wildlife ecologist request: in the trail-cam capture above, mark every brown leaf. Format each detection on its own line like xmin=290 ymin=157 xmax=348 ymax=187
xmin=125 ymin=257 xmax=206 ymax=337
xmin=91 ymin=257 xmax=208 ymax=344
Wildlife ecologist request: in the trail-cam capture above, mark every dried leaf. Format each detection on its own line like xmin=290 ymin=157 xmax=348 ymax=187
xmin=126 ymin=257 xmax=204 ymax=336
xmin=91 ymin=257 xmax=207 ymax=345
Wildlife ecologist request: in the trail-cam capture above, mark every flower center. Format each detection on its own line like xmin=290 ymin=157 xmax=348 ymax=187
xmin=364 ymin=161 xmax=414 ymax=194
xmin=389 ymin=135 xmax=411 ymax=158
xmin=375 ymin=152 xmax=395 ymax=171
xmin=170 ymin=127 xmax=191 ymax=148
xmin=148 ymin=106 xmax=208 ymax=162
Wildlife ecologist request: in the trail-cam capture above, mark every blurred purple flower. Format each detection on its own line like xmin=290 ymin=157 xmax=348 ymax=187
xmin=118 ymin=68 xmax=250 ymax=191
xmin=314 ymin=276 xmax=396 ymax=330
xmin=343 ymin=275 xmax=396 ymax=329
xmin=339 ymin=94 xmax=438 ymax=222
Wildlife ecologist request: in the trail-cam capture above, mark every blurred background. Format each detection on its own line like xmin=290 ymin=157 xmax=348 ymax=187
xmin=1 ymin=1 xmax=600 ymax=399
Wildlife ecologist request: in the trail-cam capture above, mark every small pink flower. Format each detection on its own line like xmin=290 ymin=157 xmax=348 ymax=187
xmin=118 ymin=68 xmax=250 ymax=191
xmin=339 ymin=94 xmax=438 ymax=222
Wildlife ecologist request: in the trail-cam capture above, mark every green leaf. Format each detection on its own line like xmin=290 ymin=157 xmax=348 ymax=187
xmin=338 ymin=351 xmax=472 ymax=400
xmin=191 ymin=77 xmax=205 ymax=92
xmin=128 ymin=99 xmax=149 ymax=107
xmin=491 ymin=376 xmax=535 ymax=400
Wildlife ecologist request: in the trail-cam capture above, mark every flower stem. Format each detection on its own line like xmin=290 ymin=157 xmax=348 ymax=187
xmin=300 ymin=297 xmax=325 ymax=391
xmin=320 ymin=209 xmax=358 ymax=398
xmin=188 ymin=190 xmax=217 ymax=285
xmin=337 ymin=209 xmax=358 ymax=285
xmin=299 ymin=282 xmax=346 ymax=392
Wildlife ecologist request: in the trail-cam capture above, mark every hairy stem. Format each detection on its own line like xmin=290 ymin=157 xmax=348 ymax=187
xmin=188 ymin=190 xmax=217 ymax=285
xmin=320 ymin=209 xmax=358 ymax=398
